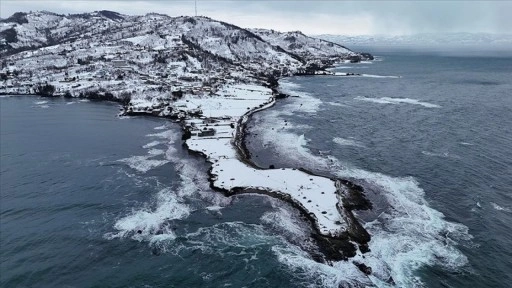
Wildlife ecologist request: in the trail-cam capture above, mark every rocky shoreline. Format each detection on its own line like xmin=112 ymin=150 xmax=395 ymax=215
xmin=227 ymin=81 xmax=373 ymax=262
xmin=4 ymin=78 xmax=374 ymax=268
xmin=131 ymin=78 xmax=372 ymax=264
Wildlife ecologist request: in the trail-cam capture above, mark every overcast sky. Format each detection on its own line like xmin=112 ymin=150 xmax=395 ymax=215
xmin=1 ymin=0 xmax=510 ymax=35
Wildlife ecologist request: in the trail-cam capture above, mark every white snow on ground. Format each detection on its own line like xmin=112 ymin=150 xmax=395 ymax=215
xmin=211 ymin=159 xmax=344 ymax=235
xmin=179 ymin=83 xmax=347 ymax=236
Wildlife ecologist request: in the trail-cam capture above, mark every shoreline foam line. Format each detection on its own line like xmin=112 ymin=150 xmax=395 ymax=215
xmin=169 ymin=81 xmax=373 ymax=263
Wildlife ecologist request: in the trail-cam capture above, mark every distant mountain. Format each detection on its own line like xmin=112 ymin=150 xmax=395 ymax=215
xmin=316 ymin=33 xmax=512 ymax=50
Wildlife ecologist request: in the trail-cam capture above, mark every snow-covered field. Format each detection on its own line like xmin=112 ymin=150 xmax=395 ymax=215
xmin=176 ymin=83 xmax=347 ymax=236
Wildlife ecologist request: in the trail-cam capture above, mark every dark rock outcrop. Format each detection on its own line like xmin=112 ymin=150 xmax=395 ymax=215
xmin=360 ymin=52 xmax=374 ymax=60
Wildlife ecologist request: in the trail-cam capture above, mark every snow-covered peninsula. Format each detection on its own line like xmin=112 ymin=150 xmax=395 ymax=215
xmin=1 ymin=10 xmax=374 ymax=263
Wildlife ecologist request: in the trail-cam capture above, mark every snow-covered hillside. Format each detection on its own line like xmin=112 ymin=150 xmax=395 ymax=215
xmin=251 ymin=28 xmax=357 ymax=61
xmin=0 ymin=10 xmax=380 ymax=276
xmin=0 ymin=10 xmax=371 ymax=101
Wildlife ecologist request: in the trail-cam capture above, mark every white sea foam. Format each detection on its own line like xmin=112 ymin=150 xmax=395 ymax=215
xmin=273 ymin=245 xmax=373 ymax=287
xmin=154 ymin=125 xmax=167 ymax=130
xmin=147 ymin=129 xmax=176 ymax=138
xmin=253 ymin=117 xmax=329 ymax=169
xmin=147 ymin=148 xmax=165 ymax=156
xmin=143 ymin=141 xmax=161 ymax=149
xmin=278 ymin=80 xmax=323 ymax=114
xmin=117 ymin=155 xmax=169 ymax=173
xmin=361 ymin=74 xmax=401 ymax=79
xmin=108 ymin=122 xmax=232 ymax=250
xmin=205 ymin=205 xmax=224 ymax=212
xmin=106 ymin=187 xmax=190 ymax=241
xmin=261 ymin=205 xmax=310 ymax=240
xmin=34 ymin=100 xmax=48 ymax=105
xmin=254 ymin=82 xmax=471 ymax=287
xmin=333 ymin=137 xmax=366 ymax=148
xmin=491 ymin=202 xmax=511 ymax=212
xmin=334 ymin=164 xmax=470 ymax=286
xmin=355 ymin=96 xmax=441 ymax=108
xmin=109 ymin=145 xmax=225 ymax=245
xmin=422 ymin=150 xmax=461 ymax=159
xmin=326 ymin=101 xmax=349 ymax=108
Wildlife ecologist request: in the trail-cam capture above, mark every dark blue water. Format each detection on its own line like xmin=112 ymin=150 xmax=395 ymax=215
xmin=247 ymin=52 xmax=512 ymax=287
xmin=0 ymin=98 xmax=329 ymax=287
xmin=1 ymin=51 xmax=511 ymax=288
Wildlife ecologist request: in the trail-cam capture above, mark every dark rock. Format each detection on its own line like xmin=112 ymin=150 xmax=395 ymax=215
xmin=340 ymin=180 xmax=372 ymax=211
xmin=353 ymin=261 xmax=372 ymax=275
xmin=313 ymin=233 xmax=356 ymax=261
xmin=348 ymin=55 xmax=361 ymax=63
xmin=182 ymin=127 xmax=192 ymax=140
xmin=360 ymin=52 xmax=374 ymax=60
xmin=359 ymin=243 xmax=370 ymax=254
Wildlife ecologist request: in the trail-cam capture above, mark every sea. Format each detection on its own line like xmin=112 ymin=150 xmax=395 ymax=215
xmin=1 ymin=50 xmax=511 ymax=287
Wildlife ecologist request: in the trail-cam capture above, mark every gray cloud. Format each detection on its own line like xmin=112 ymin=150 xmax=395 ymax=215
xmin=1 ymin=0 xmax=510 ymax=35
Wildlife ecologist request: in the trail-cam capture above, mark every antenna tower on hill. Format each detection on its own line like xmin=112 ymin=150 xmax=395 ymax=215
xmin=195 ymin=0 xmax=197 ymax=16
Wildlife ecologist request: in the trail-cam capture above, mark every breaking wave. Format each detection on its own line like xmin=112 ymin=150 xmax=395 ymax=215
xmin=361 ymin=74 xmax=401 ymax=79
xmin=333 ymin=137 xmax=366 ymax=148
xmin=105 ymin=187 xmax=189 ymax=242
xmin=421 ymin=150 xmax=461 ymax=159
xmin=251 ymin=80 xmax=472 ymax=287
xmin=107 ymin=124 xmax=230 ymax=246
xmin=491 ymin=202 xmax=511 ymax=212
xmin=355 ymin=96 xmax=441 ymax=108
xmin=325 ymin=101 xmax=349 ymax=108
xmin=117 ymin=155 xmax=169 ymax=173
xmin=142 ymin=140 xmax=161 ymax=149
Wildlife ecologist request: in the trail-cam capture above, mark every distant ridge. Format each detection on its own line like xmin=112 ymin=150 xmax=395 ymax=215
xmin=316 ymin=33 xmax=512 ymax=50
